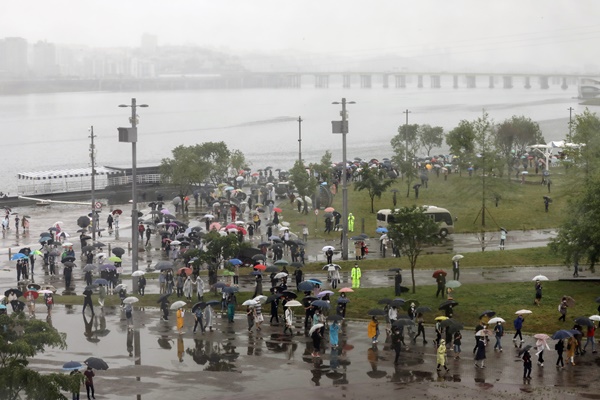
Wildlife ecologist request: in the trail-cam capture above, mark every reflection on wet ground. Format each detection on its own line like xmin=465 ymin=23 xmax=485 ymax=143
xmin=24 ymin=305 xmax=600 ymax=399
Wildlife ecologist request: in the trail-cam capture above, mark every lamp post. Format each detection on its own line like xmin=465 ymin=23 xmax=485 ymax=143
xmin=403 ymin=109 xmax=411 ymax=161
xmin=567 ymin=106 xmax=574 ymax=142
xmin=89 ymin=126 xmax=97 ymax=241
xmin=332 ymin=98 xmax=355 ymax=261
xmin=118 ymin=98 xmax=148 ymax=293
xmin=298 ymin=116 xmax=303 ymax=164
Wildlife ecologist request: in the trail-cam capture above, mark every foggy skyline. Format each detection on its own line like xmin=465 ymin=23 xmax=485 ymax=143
xmin=2 ymin=0 xmax=600 ymax=73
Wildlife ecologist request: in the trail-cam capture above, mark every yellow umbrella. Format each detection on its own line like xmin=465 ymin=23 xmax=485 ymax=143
xmin=435 ymin=316 xmax=448 ymax=321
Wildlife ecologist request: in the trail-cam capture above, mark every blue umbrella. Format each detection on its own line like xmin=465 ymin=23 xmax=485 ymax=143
xmin=251 ymin=271 xmax=263 ymax=276
xmin=212 ymin=282 xmax=228 ymax=289
xmin=62 ymin=361 xmax=83 ymax=371
xmin=223 ymin=286 xmax=239 ymax=294
xmin=552 ymin=330 xmax=574 ymax=340
xmin=93 ymin=279 xmax=108 ymax=286
xmin=312 ymin=300 xmax=330 ymax=309
xmin=11 ymin=253 xmax=27 ymax=260
xmin=0 ymin=304 xmax=6 ymax=310
xmin=297 ymin=281 xmax=315 ymax=291
xmin=376 ymin=227 xmax=388 ymax=234
xmin=228 ymin=258 xmax=243 ymax=266
xmin=307 ymin=279 xmax=322 ymax=285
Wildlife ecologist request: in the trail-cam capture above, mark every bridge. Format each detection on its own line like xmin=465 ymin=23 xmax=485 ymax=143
xmin=0 ymin=72 xmax=589 ymax=94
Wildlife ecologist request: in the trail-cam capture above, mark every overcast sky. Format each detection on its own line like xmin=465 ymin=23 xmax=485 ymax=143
xmin=2 ymin=0 xmax=600 ymax=70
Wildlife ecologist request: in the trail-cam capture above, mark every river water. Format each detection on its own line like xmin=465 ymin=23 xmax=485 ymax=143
xmin=0 ymin=85 xmax=584 ymax=193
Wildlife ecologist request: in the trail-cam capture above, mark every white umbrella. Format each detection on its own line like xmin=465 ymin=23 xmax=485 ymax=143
xmin=532 ymin=275 xmax=549 ymax=281
xmin=242 ymin=299 xmax=258 ymax=306
xmin=285 ymin=300 xmax=302 ymax=307
xmin=132 ymin=270 xmax=145 ymax=277
xmin=170 ymin=300 xmax=187 ymax=310
xmin=322 ymin=245 xmax=335 ymax=252
xmin=488 ymin=317 xmax=505 ymax=324
xmin=589 ymin=315 xmax=600 ymax=322
xmin=309 ymin=323 xmax=325 ymax=335
xmin=114 ymin=284 xmax=127 ymax=292
xmin=278 ymin=226 xmax=288 ymax=231
xmin=452 ymin=254 xmax=464 ymax=261
xmin=38 ymin=289 xmax=54 ymax=295
xmin=96 ymin=253 xmax=107 ymax=259
xmin=170 ymin=240 xmax=182 ymax=245
xmin=253 ymin=295 xmax=268 ymax=304
xmin=515 ymin=309 xmax=532 ymax=315
xmin=62 ymin=242 xmax=74 ymax=247
xmin=235 ymin=220 xmax=245 ymax=225
xmin=280 ymin=221 xmax=290 ymax=227
xmin=202 ymin=214 xmax=215 ymax=220
xmin=123 ymin=296 xmax=139 ymax=304
xmin=274 ymin=272 xmax=288 ymax=279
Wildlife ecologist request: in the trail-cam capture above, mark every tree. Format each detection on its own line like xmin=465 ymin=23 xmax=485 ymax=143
xmin=391 ymin=124 xmax=419 ymax=197
xmin=198 ymin=231 xmax=250 ymax=265
xmin=386 ymin=206 xmax=441 ymax=293
xmin=288 ymin=161 xmax=317 ymax=214
xmin=446 ymin=120 xmax=477 ymax=176
xmin=160 ymin=142 xmax=245 ymax=194
xmin=495 ymin=116 xmax=544 ymax=179
xmin=549 ymin=174 xmax=600 ymax=273
xmin=0 ymin=313 xmax=81 ymax=400
xmin=310 ymin=151 xmax=334 ymax=183
xmin=418 ymin=124 xmax=444 ymax=157
xmin=353 ymin=167 xmax=395 ymax=213
xmin=569 ymin=108 xmax=600 ymax=178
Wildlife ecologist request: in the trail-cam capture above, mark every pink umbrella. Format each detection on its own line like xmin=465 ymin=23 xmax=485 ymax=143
xmin=209 ymin=222 xmax=222 ymax=231
xmin=160 ymin=209 xmax=173 ymax=215
xmin=339 ymin=287 xmax=354 ymax=293
xmin=324 ymin=207 xmax=335 ymax=213
xmin=225 ymin=223 xmax=238 ymax=230
xmin=534 ymin=333 xmax=550 ymax=340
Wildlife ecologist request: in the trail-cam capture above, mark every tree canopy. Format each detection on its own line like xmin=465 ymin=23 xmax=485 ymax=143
xmin=289 ymin=161 xmax=317 ymax=214
xmin=495 ymin=115 xmax=544 ymax=179
xmin=0 ymin=313 xmax=81 ymax=400
xmin=353 ymin=167 xmax=395 ymax=213
xmin=386 ymin=206 xmax=441 ymax=293
xmin=160 ymin=142 xmax=247 ymax=194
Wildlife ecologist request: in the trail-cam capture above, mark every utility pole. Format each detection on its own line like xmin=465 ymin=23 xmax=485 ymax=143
xmin=332 ymin=98 xmax=355 ymax=261
xmin=89 ymin=126 xmax=97 ymax=241
xmin=298 ymin=116 xmax=303 ymax=164
xmin=567 ymin=107 xmax=574 ymax=142
xmin=403 ymin=109 xmax=411 ymax=161
xmin=118 ymin=99 xmax=148 ymax=293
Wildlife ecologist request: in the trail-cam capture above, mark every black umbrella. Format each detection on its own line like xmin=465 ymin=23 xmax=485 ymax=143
xmin=574 ymin=316 xmax=594 ymax=327
xmin=366 ymin=370 xmax=387 ymax=379
xmin=388 ymin=268 xmax=402 ymax=272
xmin=367 ymin=309 xmax=387 ymax=316
xmin=84 ymin=357 xmax=109 ymax=370
xmin=82 ymin=288 xmax=94 ymax=296
xmin=155 ymin=261 xmax=174 ymax=271
xmin=297 ymin=281 xmax=315 ymax=292
xmin=479 ymin=310 xmax=496 ymax=319
xmin=62 ymin=256 xmax=76 ymax=263
xmin=281 ymin=291 xmax=297 ymax=299
xmin=77 ymin=216 xmax=91 ymax=228
xmin=93 ymin=242 xmax=106 ymax=248
xmin=77 ymin=229 xmax=88 ymax=233
xmin=389 ymin=299 xmax=405 ymax=308
xmin=192 ymin=302 xmax=207 ymax=312
xmin=440 ymin=319 xmax=464 ymax=330
xmin=392 ymin=319 xmax=416 ymax=327
xmin=377 ymin=298 xmax=392 ymax=305
xmin=327 ymin=314 xmax=344 ymax=322
xmin=157 ymin=293 xmax=170 ymax=304
xmin=301 ymin=296 xmax=318 ymax=307
xmin=4 ymin=289 xmax=23 ymax=297
xmin=212 ymin=282 xmax=227 ymax=289
xmin=415 ymin=306 xmax=432 ymax=314
xmin=518 ymin=345 xmax=533 ymax=356
xmin=265 ymin=266 xmax=279 ymax=273
xmin=40 ymin=232 xmax=52 ymax=237
xmin=290 ymin=262 xmax=304 ymax=268
xmin=19 ymin=247 xmax=31 ymax=255
xmin=223 ymin=286 xmax=239 ymax=294
xmin=82 ymin=246 xmax=95 ymax=253
xmin=112 ymin=247 xmax=125 ymax=257
xmin=252 ymin=254 xmax=266 ymax=261
xmin=63 ymin=261 xmax=77 ymax=268
xmin=439 ymin=300 xmax=459 ymax=310
xmin=158 ymin=337 xmax=172 ymax=349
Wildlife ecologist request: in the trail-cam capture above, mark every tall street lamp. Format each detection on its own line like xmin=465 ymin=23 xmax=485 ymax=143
xmin=332 ymin=98 xmax=355 ymax=261
xmin=118 ymin=98 xmax=148 ymax=293
xmin=298 ymin=116 xmax=303 ymax=164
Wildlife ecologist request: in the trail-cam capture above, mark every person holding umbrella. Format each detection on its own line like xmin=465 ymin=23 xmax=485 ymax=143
xmin=329 ymin=319 xmax=340 ymax=348
xmin=413 ymin=313 xmax=427 ymax=344
xmin=535 ymin=337 xmax=550 ymax=366
xmin=558 ymin=297 xmax=568 ymax=322
xmin=522 ymin=347 xmax=532 ymax=380
xmin=283 ymin=304 xmax=294 ymax=336
xmin=513 ymin=314 xmax=525 ymax=342
xmin=98 ymin=284 xmax=106 ymax=308
xmin=394 ymin=270 xmax=403 ymax=296
xmin=534 ymin=280 xmax=542 ymax=306
xmin=176 ymin=306 xmax=185 ymax=334
xmin=435 ymin=272 xmax=446 ymax=298
xmin=310 ymin=323 xmax=324 ymax=357
xmin=204 ymin=303 xmax=214 ymax=332
xmin=567 ymin=336 xmax=577 ymax=365
xmin=82 ymin=287 xmax=94 ymax=315
xmin=44 ymin=292 xmax=53 ymax=316
xmin=391 ymin=324 xmax=403 ymax=364
xmin=138 ymin=275 xmax=146 ymax=296
xmin=493 ymin=321 xmax=504 ymax=352
xmin=474 ymin=336 xmax=487 ymax=368
xmin=555 ymin=338 xmax=565 ymax=368
xmin=160 ymin=296 xmax=170 ymax=321
xmin=368 ymin=316 xmax=379 ymax=344
xmin=583 ymin=323 xmax=596 ymax=354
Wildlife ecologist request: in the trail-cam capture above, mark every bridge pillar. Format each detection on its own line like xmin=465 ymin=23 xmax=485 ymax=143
xmin=418 ymin=75 xmax=423 ymax=88
xmin=453 ymin=75 xmax=459 ymax=89
xmin=524 ymin=77 xmax=531 ymax=89
xmin=360 ymin=75 xmax=372 ymax=88
xmin=561 ymin=77 xmax=568 ymax=90
xmin=343 ymin=74 xmax=351 ymax=88
xmin=466 ymin=75 xmax=476 ymax=88
xmin=489 ymin=76 xmax=495 ymax=89
xmin=539 ymin=76 xmax=549 ymax=89
xmin=430 ymin=75 xmax=441 ymax=88
xmin=315 ymin=74 xmax=329 ymax=88
xmin=383 ymin=74 xmax=389 ymax=88
xmin=394 ymin=75 xmax=406 ymax=88
xmin=503 ymin=76 xmax=513 ymax=89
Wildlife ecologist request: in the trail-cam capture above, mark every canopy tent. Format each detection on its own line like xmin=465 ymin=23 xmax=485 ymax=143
xmin=16 ymin=166 xmax=123 ymax=196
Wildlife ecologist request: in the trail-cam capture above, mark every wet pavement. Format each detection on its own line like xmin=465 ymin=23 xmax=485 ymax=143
xmin=1 ymin=202 xmax=597 ymax=398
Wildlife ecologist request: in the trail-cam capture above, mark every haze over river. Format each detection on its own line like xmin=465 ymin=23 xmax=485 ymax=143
xmin=0 ymin=83 xmax=586 ymax=194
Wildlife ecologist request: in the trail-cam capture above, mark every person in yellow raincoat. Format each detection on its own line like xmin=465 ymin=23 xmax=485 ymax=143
xmin=436 ymin=339 xmax=449 ymax=372
xmin=348 ymin=213 xmax=355 ymax=232
xmin=368 ymin=316 xmax=380 ymax=344
xmin=351 ymin=263 xmax=362 ymax=288
xmin=176 ymin=307 xmax=185 ymax=334
xmin=566 ymin=336 xmax=577 ymax=365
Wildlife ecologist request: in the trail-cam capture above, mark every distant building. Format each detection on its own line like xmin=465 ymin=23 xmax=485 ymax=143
xmin=0 ymin=37 xmax=28 ymax=78
xmin=33 ymin=41 xmax=59 ymax=78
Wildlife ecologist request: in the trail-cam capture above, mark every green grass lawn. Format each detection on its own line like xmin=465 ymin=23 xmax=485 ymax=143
xmin=53 ymin=280 xmax=600 ymax=335
xmin=277 ymin=165 xmax=571 ymax=240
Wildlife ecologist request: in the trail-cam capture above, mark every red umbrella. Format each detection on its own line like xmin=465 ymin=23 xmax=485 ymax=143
xmin=225 ymin=223 xmax=238 ymax=230
xmin=177 ymin=267 xmax=192 ymax=276
xmin=254 ymin=264 xmax=267 ymax=271
xmin=112 ymin=209 xmax=123 ymax=215
xmin=273 ymin=207 xmax=282 ymax=213
xmin=24 ymin=290 xmax=39 ymax=299
xmin=237 ymin=227 xmax=248 ymax=235
xmin=432 ymin=270 xmax=447 ymax=278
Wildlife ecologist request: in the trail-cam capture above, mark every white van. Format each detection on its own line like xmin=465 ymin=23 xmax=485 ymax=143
xmin=376 ymin=205 xmax=455 ymax=237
